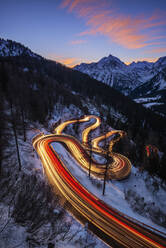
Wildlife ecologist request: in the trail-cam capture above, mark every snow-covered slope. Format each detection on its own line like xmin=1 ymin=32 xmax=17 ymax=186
xmin=0 ymin=38 xmax=42 ymax=59
xmin=131 ymin=70 xmax=166 ymax=116
xmin=1 ymin=37 xmax=166 ymax=247
xmin=74 ymin=55 xmax=155 ymax=95
xmin=52 ymin=142 xmax=166 ymax=234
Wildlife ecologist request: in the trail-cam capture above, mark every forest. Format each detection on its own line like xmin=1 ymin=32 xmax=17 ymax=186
xmin=0 ymin=55 xmax=166 ymax=182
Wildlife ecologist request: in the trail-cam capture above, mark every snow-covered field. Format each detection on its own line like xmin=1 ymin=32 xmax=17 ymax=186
xmin=51 ymin=142 xmax=166 ymax=236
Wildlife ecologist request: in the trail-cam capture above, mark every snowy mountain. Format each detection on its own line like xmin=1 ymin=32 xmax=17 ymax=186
xmin=1 ymin=38 xmax=166 ymax=247
xmin=0 ymin=38 xmax=42 ymax=59
xmin=74 ymin=55 xmax=154 ymax=95
xmin=74 ymin=55 xmax=166 ymax=115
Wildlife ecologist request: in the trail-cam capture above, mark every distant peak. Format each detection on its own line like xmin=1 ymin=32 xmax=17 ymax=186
xmin=97 ymin=54 xmax=126 ymax=68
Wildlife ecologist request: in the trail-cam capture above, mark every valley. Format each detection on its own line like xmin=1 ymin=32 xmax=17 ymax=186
xmin=0 ymin=38 xmax=166 ymax=248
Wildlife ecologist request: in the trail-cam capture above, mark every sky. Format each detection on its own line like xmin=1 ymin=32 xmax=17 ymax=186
xmin=1 ymin=0 xmax=166 ymax=67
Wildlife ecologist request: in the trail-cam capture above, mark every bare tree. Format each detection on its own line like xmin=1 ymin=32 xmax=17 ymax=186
xmin=10 ymin=101 xmax=22 ymax=171
xmin=102 ymin=146 xmax=110 ymax=196
xmin=20 ymin=107 xmax=26 ymax=142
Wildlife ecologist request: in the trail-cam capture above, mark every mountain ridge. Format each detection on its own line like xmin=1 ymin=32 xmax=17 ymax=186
xmin=0 ymin=37 xmax=165 ymax=116
xmin=0 ymin=38 xmax=42 ymax=59
xmin=74 ymin=54 xmax=166 ymax=116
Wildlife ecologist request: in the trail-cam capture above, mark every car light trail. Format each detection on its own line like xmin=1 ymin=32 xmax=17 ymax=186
xmin=54 ymin=115 xmax=131 ymax=180
xmin=146 ymin=144 xmax=159 ymax=157
xmin=32 ymin=115 xmax=166 ymax=248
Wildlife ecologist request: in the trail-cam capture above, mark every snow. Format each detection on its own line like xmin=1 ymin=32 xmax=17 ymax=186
xmin=154 ymin=56 xmax=166 ymax=68
xmin=0 ymin=204 xmax=28 ymax=248
xmin=74 ymin=53 xmax=166 ymax=105
xmin=92 ymin=153 xmax=107 ymax=164
xmin=51 ymin=214 xmax=109 ymax=248
xmin=74 ymin=54 xmax=157 ymax=95
xmin=134 ymin=96 xmax=165 ymax=111
xmin=138 ymin=73 xmax=154 ymax=83
xmin=51 ymin=142 xmax=166 ymax=236
xmin=157 ymin=78 xmax=166 ymax=90
xmin=81 ymin=99 xmax=100 ymax=116
xmin=134 ymin=96 xmax=161 ymax=103
xmin=23 ymin=67 xmax=29 ymax=72
xmin=0 ymin=38 xmax=41 ymax=59
xmin=143 ymin=102 xmax=164 ymax=108
xmin=1 ymin=119 xmax=109 ymax=247
xmin=2 ymin=94 xmax=166 ymax=247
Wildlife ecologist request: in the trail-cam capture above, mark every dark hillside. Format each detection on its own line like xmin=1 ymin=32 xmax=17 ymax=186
xmin=1 ymin=51 xmax=166 ymax=181
xmin=1 ymin=55 xmax=166 ymax=131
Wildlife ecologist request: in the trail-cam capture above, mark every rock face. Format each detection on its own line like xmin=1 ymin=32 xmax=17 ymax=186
xmin=74 ymin=55 xmax=166 ymax=116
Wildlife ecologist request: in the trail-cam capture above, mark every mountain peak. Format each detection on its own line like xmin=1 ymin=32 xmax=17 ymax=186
xmin=0 ymin=38 xmax=42 ymax=59
xmin=74 ymin=53 xmax=166 ymax=97
xmin=95 ymin=54 xmax=126 ymax=70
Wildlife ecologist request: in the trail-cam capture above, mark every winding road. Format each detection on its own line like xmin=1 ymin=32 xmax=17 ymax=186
xmin=54 ymin=115 xmax=131 ymax=180
xmin=32 ymin=115 xmax=166 ymax=248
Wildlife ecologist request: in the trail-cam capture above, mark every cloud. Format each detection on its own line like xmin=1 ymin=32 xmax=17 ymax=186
xmin=147 ymin=47 xmax=166 ymax=54
xmin=61 ymin=0 xmax=166 ymax=49
xmin=61 ymin=0 xmax=97 ymax=14
xmin=70 ymin=39 xmax=87 ymax=45
xmin=61 ymin=0 xmax=72 ymax=8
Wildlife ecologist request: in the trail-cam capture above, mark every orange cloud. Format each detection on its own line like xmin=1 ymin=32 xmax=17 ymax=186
xmin=59 ymin=57 xmax=78 ymax=67
xmin=147 ymin=47 xmax=166 ymax=53
xmin=47 ymin=54 xmax=78 ymax=67
xmin=61 ymin=0 xmax=166 ymax=49
xmin=61 ymin=0 xmax=71 ymax=8
xmin=61 ymin=0 xmax=96 ymax=13
xmin=71 ymin=39 xmax=87 ymax=45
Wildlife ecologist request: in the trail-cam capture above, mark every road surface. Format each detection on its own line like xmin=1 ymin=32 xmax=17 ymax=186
xmin=32 ymin=115 xmax=166 ymax=247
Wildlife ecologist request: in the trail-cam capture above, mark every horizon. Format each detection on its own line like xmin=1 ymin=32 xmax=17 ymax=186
xmin=1 ymin=0 xmax=166 ymax=67
xmin=0 ymin=36 xmax=162 ymax=67
xmin=1 ymin=2 xmax=166 ymax=246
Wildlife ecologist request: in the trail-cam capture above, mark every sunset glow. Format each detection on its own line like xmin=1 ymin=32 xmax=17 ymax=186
xmin=47 ymin=54 xmax=94 ymax=67
xmin=1 ymin=0 xmax=166 ymax=66
xmin=125 ymin=57 xmax=158 ymax=65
